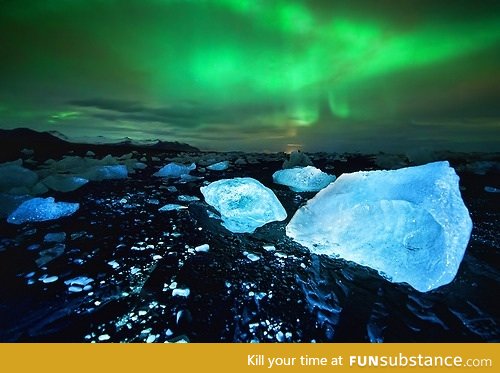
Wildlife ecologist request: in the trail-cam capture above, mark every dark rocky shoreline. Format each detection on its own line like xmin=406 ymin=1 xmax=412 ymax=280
xmin=0 ymin=129 xmax=498 ymax=342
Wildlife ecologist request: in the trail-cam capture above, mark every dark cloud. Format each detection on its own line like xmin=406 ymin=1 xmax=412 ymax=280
xmin=69 ymin=97 xmax=292 ymax=130
xmin=69 ymin=99 xmax=144 ymax=113
xmin=69 ymin=98 xmax=223 ymax=127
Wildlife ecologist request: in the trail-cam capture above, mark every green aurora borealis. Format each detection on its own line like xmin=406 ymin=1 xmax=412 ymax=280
xmin=1 ymin=0 xmax=499 ymax=152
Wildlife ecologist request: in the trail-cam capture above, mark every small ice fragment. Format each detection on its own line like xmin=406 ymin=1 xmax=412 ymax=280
xmin=64 ymin=276 xmax=93 ymax=287
xmin=179 ymin=174 xmax=203 ymax=183
xmin=207 ymin=161 xmax=229 ymax=171
xmin=246 ymin=253 xmax=260 ymax=262
xmin=21 ymin=148 xmax=34 ymax=156
xmin=194 ymin=244 xmax=210 ymax=252
xmin=98 ymin=334 xmax=110 ymax=341
xmin=176 ymin=310 xmax=189 ymax=325
xmin=40 ymin=275 xmax=58 ymax=283
xmin=154 ymin=162 xmax=196 ymax=178
xmin=263 ymin=245 xmax=276 ymax=251
xmin=172 ymin=337 xmax=189 ymax=343
xmin=177 ymin=195 xmax=200 ymax=202
xmin=146 ymin=335 xmax=156 ymax=343
xmin=276 ymin=331 xmax=285 ymax=342
xmin=108 ymin=260 xmax=120 ymax=269
xmin=484 ymin=186 xmax=500 ymax=193
xmin=172 ymin=288 xmax=190 ymax=297
xmin=254 ymin=292 xmax=267 ymax=300
xmin=44 ymin=232 xmax=66 ymax=243
xmin=158 ymin=204 xmax=187 ymax=212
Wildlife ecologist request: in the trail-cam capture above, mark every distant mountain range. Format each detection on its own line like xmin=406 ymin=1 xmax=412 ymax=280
xmin=0 ymin=128 xmax=199 ymax=161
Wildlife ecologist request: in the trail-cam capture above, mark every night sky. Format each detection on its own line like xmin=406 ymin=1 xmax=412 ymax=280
xmin=1 ymin=0 xmax=499 ymax=152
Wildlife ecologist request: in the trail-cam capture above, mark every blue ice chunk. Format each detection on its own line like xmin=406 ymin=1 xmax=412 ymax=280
xmin=44 ymin=232 xmax=66 ymax=243
xmin=154 ymin=162 xmax=196 ymax=178
xmin=158 ymin=204 xmax=187 ymax=212
xmin=133 ymin=162 xmax=147 ymax=170
xmin=86 ymin=165 xmax=128 ymax=180
xmin=178 ymin=174 xmax=203 ymax=183
xmin=207 ymin=161 xmax=229 ymax=171
xmin=286 ymin=161 xmax=473 ymax=292
xmin=194 ymin=244 xmax=210 ymax=252
xmin=7 ymin=197 xmax=79 ymax=224
xmin=64 ymin=276 xmax=93 ymax=287
xmin=0 ymin=163 xmax=38 ymax=192
xmin=65 ymin=276 xmax=93 ymax=292
xmin=273 ymin=166 xmax=336 ymax=192
xmin=177 ymin=195 xmax=200 ymax=202
xmin=42 ymin=175 xmax=89 ymax=192
xmin=282 ymin=151 xmax=313 ymax=169
xmin=484 ymin=186 xmax=500 ymax=193
xmin=201 ymin=177 xmax=287 ymax=233
xmin=0 ymin=193 xmax=32 ymax=218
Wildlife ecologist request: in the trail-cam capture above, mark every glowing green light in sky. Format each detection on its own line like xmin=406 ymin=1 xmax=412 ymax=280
xmin=328 ymin=94 xmax=350 ymax=119
xmin=48 ymin=111 xmax=81 ymax=123
xmin=0 ymin=0 xmax=499 ymax=151
xmin=286 ymin=100 xmax=319 ymax=126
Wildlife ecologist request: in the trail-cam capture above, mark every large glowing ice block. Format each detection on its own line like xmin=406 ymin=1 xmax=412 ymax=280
xmin=286 ymin=161 xmax=472 ymax=292
xmin=201 ymin=177 xmax=287 ymax=233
